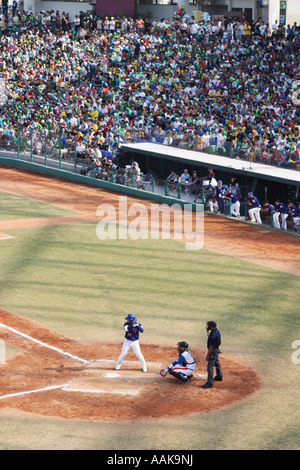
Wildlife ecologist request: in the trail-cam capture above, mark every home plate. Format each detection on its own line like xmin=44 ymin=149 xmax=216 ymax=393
xmin=63 ymin=377 xmax=142 ymax=396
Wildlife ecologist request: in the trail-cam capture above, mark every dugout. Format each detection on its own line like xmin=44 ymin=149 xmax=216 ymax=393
xmin=119 ymin=142 xmax=300 ymax=206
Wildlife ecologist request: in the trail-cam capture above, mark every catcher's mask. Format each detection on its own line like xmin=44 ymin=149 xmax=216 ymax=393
xmin=177 ymin=341 xmax=189 ymax=352
xmin=206 ymin=321 xmax=217 ymax=332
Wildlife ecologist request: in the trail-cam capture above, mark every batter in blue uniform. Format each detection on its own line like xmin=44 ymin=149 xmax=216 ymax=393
xmin=115 ymin=313 xmax=147 ymax=372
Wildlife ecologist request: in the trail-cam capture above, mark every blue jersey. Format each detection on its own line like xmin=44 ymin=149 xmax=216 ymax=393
xmin=248 ymin=196 xmax=260 ymax=207
xmin=293 ymin=208 xmax=300 ymax=216
xmin=288 ymin=205 xmax=299 ymax=215
xmin=216 ymin=185 xmax=227 ymax=198
xmin=124 ymin=322 xmax=144 ymax=341
xmin=207 ymin=328 xmax=221 ymax=350
xmin=227 ymin=192 xmax=238 ymax=203
xmin=264 ymin=203 xmax=275 ymax=212
xmin=275 ymin=203 xmax=288 ymax=213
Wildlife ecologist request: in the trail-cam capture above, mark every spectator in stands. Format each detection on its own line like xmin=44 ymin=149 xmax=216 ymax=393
xmin=167 ymin=170 xmax=176 ymax=190
xmin=0 ymin=5 xmax=298 ymax=204
xmin=187 ymin=170 xmax=199 ymax=195
xmin=180 ymin=168 xmax=190 ymax=193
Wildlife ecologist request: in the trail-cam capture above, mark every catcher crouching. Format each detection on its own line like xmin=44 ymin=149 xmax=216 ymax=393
xmin=160 ymin=342 xmax=196 ymax=385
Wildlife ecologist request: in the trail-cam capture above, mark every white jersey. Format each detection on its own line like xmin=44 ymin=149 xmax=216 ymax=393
xmin=181 ymin=349 xmax=196 ymax=371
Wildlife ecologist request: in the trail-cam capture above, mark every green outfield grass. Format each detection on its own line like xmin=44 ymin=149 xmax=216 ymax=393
xmin=0 ymin=198 xmax=299 ymax=450
xmin=0 ymin=190 xmax=78 ymax=220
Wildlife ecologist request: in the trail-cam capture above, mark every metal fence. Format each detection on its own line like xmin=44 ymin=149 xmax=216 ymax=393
xmin=0 ymin=126 xmax=299 ymax=235
xmin=1 ymin=126 xmax=299 ymax=171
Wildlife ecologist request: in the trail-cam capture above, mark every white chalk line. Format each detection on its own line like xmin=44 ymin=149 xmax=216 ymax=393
xmin=0 ymin=324 xmax=167 ymax=400
xmin=62 ymin=385 xmax=140 ymax=396
xmin=0 ymin=381 xmax=141 ymax=400
xmin=0 ymin=322 xmax=89 ymax=364
xmin=0 ymin=384 xmax=67 ymax=400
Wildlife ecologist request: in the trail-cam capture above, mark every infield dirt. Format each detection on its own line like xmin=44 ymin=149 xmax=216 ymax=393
xmin=0 ymin=166 xmax=299 ymax=422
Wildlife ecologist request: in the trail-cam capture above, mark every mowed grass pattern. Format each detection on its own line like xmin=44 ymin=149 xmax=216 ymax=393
xmin=0 ymin=191 xmax=77 ymax=219
xmin=0 ymin=212 xmax=299 ymax=449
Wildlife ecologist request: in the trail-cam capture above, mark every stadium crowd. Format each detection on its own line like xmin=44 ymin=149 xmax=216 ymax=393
xmin=0 ymin=8 xmax=299 ymax=169
xmin=0 ymin=6 xmax=298 ymax=233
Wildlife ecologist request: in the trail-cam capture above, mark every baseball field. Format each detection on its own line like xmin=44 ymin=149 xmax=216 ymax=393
xmin=0 ymin=167 xmax=299 ymax=451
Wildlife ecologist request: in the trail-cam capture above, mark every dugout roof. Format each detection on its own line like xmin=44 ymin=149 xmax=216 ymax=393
xmin=120 ymin=142 xmax=300 ymax=187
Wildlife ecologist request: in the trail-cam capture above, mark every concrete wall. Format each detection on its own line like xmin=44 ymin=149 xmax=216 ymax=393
xmin=23 ymin=0 xmax=95 ymax=19
xmin=286 ymin=0 xmax=300 ymax=26
xmin=262 ymin=0 xmax=300 ymax=26
xmin=0 ymin=158 xmax=202 ymax=211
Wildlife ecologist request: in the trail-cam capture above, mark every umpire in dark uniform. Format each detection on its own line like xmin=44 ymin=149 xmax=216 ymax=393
xmin=201 ymin=321 xmax=223 ymax=388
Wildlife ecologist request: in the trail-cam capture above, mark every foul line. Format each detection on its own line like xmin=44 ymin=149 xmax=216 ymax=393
xmin=0 ymin=384 xmax=66 ymax=400
xmin=62 ymin=386 xmax=141 ymax=396
xmin=0 ymin=322 xmax=89 ymax=364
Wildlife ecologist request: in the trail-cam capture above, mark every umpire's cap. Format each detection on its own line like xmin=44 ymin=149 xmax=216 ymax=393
xmin=206 ymin=321 xmax=217 ymax=328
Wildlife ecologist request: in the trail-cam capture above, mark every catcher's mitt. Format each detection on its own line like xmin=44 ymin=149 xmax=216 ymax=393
xmin=160 ymin=368 xmax=168 ymax=377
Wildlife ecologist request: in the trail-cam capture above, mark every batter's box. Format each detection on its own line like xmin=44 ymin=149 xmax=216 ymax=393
xmin=63 ymin=376 xmax=142 ymax=396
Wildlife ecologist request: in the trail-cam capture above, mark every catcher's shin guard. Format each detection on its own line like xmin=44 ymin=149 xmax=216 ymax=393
xmin=169 ymin=370 xmax=187 ymax=382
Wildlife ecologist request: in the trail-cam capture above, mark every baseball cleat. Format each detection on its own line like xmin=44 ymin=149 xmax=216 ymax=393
xmin=115 ymin=364 xmax=121 ymax=370
xmin=201 ymin=383 xmax=213 ymax=388
xmin=142 ymin=366 xmax=147 ymax=372
xmin=214 ymin=375 xmax=223 ymax=381
xmin=179 ymin=379 xmax=187 ymax=385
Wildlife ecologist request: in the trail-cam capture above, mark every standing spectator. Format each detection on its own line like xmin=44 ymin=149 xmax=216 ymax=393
xmin=187 ymin=170 xmax=199 ymax=195
xmin=180 ymin=168 xmax=190 ymax=193
xmin=136 ymin=17 xmax=144 ymax=35
xmin=74 ymin=15 xmax=80 ymax=34
xmin=109 ymin=17 xmax=115 ymax=33
xmin=216 ymin=129 xmax=225 ymax=155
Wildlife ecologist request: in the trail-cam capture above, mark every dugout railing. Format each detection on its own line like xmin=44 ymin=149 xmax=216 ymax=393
xmin=0 ymin=128 xmax=299 ymax=235
xmin=0 ymin=126 xmax=299 ymax=173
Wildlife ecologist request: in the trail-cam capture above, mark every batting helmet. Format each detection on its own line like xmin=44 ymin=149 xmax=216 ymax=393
xmin=125 ymin=313 xmax=136 ymax=322
xmin=177 ymin=341 xmax=189 ymax=350
xmin=248 ymin=192 xmax=253 ymax=196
